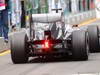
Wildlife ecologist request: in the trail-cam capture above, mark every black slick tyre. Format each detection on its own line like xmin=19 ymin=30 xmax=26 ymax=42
xmin=88 ymin=25 xmax=99 ymax=52
xmin=11 ymin=32 xmax=29 ymax=64
xmin=72 ymin=30 xmax=88 ymax=61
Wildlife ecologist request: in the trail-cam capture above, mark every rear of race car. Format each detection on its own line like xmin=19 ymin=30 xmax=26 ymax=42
xmin=10 ymin=13 xmax=89 ymax=64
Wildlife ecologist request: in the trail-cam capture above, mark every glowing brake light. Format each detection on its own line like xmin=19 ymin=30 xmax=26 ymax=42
xmin=44 ymin=40 xmax=50 ymax=48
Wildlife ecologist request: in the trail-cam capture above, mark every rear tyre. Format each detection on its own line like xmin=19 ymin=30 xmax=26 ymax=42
xmin=72 ymin=30 xmax=88 ymax=61
xmin=87 ymin=25 xmax=99 ymax=52
xmin=11 ymin=32 xmax=29 ymax=64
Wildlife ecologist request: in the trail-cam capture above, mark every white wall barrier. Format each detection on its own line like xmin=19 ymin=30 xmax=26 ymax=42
xmin=64 ymin=10 xmax=96 ymax=25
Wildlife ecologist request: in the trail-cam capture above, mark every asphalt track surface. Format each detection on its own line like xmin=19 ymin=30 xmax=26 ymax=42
xmin=0 ymin=19 xmax=100 ymax=75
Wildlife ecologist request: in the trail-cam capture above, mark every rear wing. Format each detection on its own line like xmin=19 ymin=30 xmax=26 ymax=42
xmin=32 ymin=13 xmax=62 ymax=23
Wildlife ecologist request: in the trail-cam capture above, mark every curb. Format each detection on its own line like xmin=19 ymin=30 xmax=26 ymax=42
xmin=78 ymin=18 xmax=98 ymax=27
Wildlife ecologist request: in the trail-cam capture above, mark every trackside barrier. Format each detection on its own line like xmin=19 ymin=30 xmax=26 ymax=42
xmin=64 ymin=10 xmax=96 ymax=25
xmin=0 ymin=37 xmax=10 ymax=52
xmin=0 ymin=10 xmax=96 ymax=52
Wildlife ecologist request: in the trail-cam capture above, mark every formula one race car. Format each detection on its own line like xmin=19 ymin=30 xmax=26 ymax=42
xmin=10 ymin=13 xmax=89 ymax=64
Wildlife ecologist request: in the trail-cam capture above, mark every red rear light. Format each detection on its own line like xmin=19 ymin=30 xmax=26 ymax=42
xmin=44 ymin=40 xmax=50 ymax=49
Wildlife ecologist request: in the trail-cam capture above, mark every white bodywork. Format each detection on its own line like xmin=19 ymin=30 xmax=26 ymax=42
xmin=32 ymin=13 xmax=62 ymax=23
xmin=30 ymin=13 xmax=79 ymax=40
